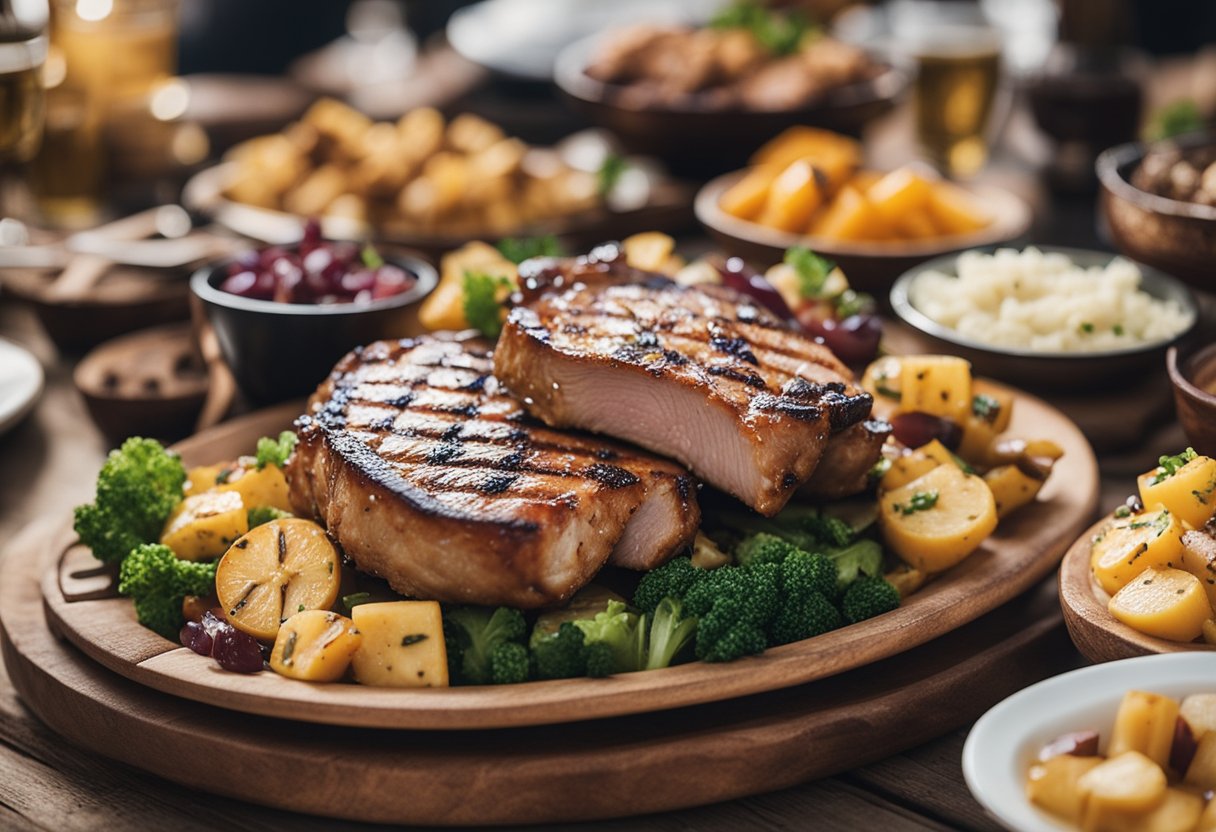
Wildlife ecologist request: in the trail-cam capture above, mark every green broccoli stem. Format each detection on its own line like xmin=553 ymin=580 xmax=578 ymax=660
xmin=644 ymin=598 xmax=698 ymax=670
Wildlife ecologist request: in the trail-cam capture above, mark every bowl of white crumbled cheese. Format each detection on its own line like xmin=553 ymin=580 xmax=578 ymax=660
xmin=890 ymin=246 xmax=1199 ymax=390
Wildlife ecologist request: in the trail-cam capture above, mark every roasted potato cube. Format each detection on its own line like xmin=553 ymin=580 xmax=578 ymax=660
xmin=1180 ymin=531 xmax=1216 ymax=611
xmin=719 ymin=164 xmax=779 ymax=220
xmin=1090 ymin=509 xmax=1185 ymax=596
xmin=880 ymin=463 xmax=997 ymax=573
xmin=1026 ymin=754 xmax=1103 ymax=823
xmin=270 ymin=610 xmax=362 ymax=682
xmin=808 ymin=184 xmax=889 ymax=240
xmin=397 ymin=107 xmax=445 ymax=164
xmin=1181 ymin=694 xmax=1216 ymax=741
xmin=1109 ymin=567 xmax=1211 ymax=643
xmin=1109 ymin=690 xmax=1182 ymax=769
xmin=749 ymin=126 xmax=861 ymax=190
xmin=867 ymin=167 xmax=933 ymax=224
xmin=351 ymin=601 xmax=448 ymax=688
xmin=622 ymin=232 xmax=676 ymax=273
xmin=1187 ymin=732 xmax=1216 ymax=790
xmin=985 ymin=464 xmax=1046 ymax=518
xmin=282 ymin=165 xmax=347 ymax=217
xmin=446 ymin=112 xmax=504 ymax=155
xmin=160 ymin=491 xmax=249 ymax=561
xmin=899 ymin=355 xmax=973 ymax=423
xmin=1138 ymin=455 xmax=1216 ymax=530
xmin=184 ymin=463 xmax=229 ymax=496
xmin=215 ymin=519 xmax=341 ymax=641
xmin=1077 ymin=751 xmax=1168 ymax=816
xmin=757 ymin=159 xmax=826 ymax=233
xmin=215 ymin=462 xmax=293 ymax=513
xmin=925 ymin=180 xmax=989 ymax=235
xmin=1084 ymin=787 xmax=1203 ymax=832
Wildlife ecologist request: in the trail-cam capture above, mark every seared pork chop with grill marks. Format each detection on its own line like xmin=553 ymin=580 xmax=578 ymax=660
xmin=800 ymin=419 xmax=892 ymax=500
xmin=494 ymin=277 xmax=877 ymax=516
xmin=286 ymin=333 xmax=700 ymax=608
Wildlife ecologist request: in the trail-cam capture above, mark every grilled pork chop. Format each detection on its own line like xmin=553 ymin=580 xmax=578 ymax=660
xmin=801 ymin=419 xmax=892 ymax=500
xmin=286 ymin=333 xmax=700 ymax=608
xmin=494 ymin=272 xmax=878 ymax=516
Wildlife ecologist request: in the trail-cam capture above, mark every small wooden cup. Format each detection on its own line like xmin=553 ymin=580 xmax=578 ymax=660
xmin=1168 ymin=344 xmax=1216 ymax=457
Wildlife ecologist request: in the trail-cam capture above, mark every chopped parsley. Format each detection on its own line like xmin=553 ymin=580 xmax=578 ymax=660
xmin=596 ymin=153 xmax=627 ymax=197
xmin=462 ymin=270 xmax=514 ymax=338
xmin=495 ymin=235 xmax=562 ymax=265
xmin=1078 ymin=322 xmax=1095 ymax=334
xmin=1151 ymin=448 xmax=1198 ymax=485
xmin=1145 ymin=99 xmax=1203 ymax=142
xmin=893 ymin=490 xmax=939 ymax=516
xmin=784 ymin=246 xmax=835 ymax=298
xmin=971 ymin=394 xmax=1002 ymax=424
xmin=709 ymin=0 xmax=815 ymax=56
xmin=1113 ymin=324 xmax=1124 ymax=336
xmin=833 ymin=288 xmax=874 ymax=319
xmin=401 ymin=633 xmax=428 ymax=646
xmin=342 ymin=592 xmax=372 ymax=611
xmin=1113 ymin=505 xmax=1132 ymax=518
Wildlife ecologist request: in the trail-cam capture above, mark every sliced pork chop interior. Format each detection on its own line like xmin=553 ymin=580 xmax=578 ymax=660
xmin=286 ymin=333 xmax=700 ymax=609
xmin=494 ymin=274 xmax=878 ymax=516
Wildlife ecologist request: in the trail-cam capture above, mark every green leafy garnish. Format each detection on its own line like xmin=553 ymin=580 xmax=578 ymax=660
xmin=255 ymin=431 xmax=298 ymax=470
xmin=709 ymin=0 xmax=814 ymax=56
xmin=1113 ymin=505 xmax=1132 ymax=518
xmin=784 ymin=246 xmax=836 ymax=298
xmin=971 ymin=394 xmax=1002 ymax=424
xmin=1113 ymin=324 xmax=1124 ymax=336
xmin=1078 ymin=322 xmax=1095 ymax=334
xmin=893 ymin=490 xmax=939 ymax=516
xmin=495 ymin=235 xmax=562 ymax=265
xmin=1145 ymin=99 xmax=1204 ymax=142
xmin=462 ymin=270 xmax=513 ymax=338
xmin=360 ymin=244 xmax=384 ymax=269
xmin=342 ymin=592 xmax=372 ymax=611
xmin=833 ymin=288 xmax=872 ymax=319
xmin=597 ymin=153 xmax=627 ymax=197
xmin=1152 ymin=448 xmax=1198 ymax=485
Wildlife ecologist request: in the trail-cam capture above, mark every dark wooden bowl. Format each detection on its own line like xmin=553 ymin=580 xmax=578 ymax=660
xmin=695 ymin=171 xmax=1032 ymax=298
xmin=1168 ymin=343 xmax=1216 ymax=457
xmin=191 ymin=250 xmax=437 ymax=405
xmin=554 ymin=34 xmax=907 ymax=178
xmin=889 ymin=247 xmax=1199 ymax=392
xmin=1097 ymin=135 xmax=1216 ymax=291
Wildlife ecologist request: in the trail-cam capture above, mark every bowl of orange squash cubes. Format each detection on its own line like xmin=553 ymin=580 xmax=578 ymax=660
xmin=695 ymin=127 xmax=1032 ymax=292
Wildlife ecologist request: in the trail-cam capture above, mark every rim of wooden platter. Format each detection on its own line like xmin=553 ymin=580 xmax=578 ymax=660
xmin=1059 ymin=514 xmax=1216 ymax=662
xmin=42 ymin=380 xmax=1099 ymax=731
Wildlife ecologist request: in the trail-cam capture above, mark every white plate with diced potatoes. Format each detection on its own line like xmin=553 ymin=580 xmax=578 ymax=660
xmin=963 ymin=653 xmax=1216 ymax=832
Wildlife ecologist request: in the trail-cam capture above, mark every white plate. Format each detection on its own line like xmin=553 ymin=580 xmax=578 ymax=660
xmin=963 ymin=653 xmax=1216 ymax=832
xmin=0 ymin=338 xmax=43 ymax=436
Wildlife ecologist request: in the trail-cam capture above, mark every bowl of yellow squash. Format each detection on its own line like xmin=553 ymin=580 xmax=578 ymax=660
xmin=694 ymin=127 xmax=1032 ymax=295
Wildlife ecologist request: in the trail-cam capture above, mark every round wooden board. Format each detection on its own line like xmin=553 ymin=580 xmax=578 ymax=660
xmin=1059 ymin=514 xmax=1216 ymax=662
xmin=3 ymin=530 xmax=1075 ymax=825
xmin=39 ymin=381 xmax=1098 ymax=730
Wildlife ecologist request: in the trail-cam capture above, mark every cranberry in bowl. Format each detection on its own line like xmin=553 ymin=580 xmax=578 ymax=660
xmin=192 ymin=226 xmax=437 ymax=403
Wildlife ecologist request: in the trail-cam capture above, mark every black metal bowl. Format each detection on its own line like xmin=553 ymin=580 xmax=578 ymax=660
xmin=191 ymin=251 xmax=438 ymax=404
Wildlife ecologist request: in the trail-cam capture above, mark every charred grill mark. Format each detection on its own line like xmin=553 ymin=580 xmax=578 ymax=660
xmin=277 ymin=529 xmax=287 ymax=564
xmin=782 ymin=472 xmax=799 ymax=489
xmin=594 ymin=448 xmax=617 ymax=460
xmin=441 ymin=422 xmax=463 ymax=441
xmin=709 ymin=334 xmax=758 ymax=365
xmin=463 ymin=374 xmax=488 ymax=392
xmin=425 ymin=442 xmax=463 ymax=465
xmin=500 ymin=447 xmax=528 ymax=470
xmin=478 ymin=472 xmax=518 ymax=494
xmin=583 ymin=463 xmax=641 ymax=489
xmin=706 ymin=365 xmax=766 ymax=388
xmin=750 ymin=393 xmax=824 ymax=422
xmin=676 ymin=475 xmax=693 ymax=502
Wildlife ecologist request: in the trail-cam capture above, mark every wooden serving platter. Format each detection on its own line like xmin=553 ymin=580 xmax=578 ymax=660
xmin=1059 ymin=514 xmax=1216 ymax=663
xmin=38 ymin=381 xmax=1099 ymax=730
xmin=3 ymin=529 xmax=1075 ymax=825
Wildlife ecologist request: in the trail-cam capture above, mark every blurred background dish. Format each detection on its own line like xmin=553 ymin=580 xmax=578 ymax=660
xmin=1099 ymin=132 xmax=1216 ymax=290
xmin=889 ymin=246 xmax=1198 ymax=391
xmin=0 ymin=337 xmax=44 ymax=436
xmin=1168 ymin=344 xmax=1216 ymax=457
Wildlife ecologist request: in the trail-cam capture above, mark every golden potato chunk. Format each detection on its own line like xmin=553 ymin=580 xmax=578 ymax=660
xmin=1108 ymin=567 xmax=1212 ymax=643
xmin=1026 ymin=754 xmax=1103 ymax=823
xmin=160 ymin=491 xmax=249 ymax=562
xmin=1138 ymin=454 xmax=1216 ymax=530
xmin=183 ymin=463 xmax=228 ymax=496
xmin=1187 ymin=732 xmax=1216 ymax=790
xmin=215 ymin=519 xmax=341 ymax=641
xmin=350 ymin=601 xmax=448 ymax=688
xmin=1090 ymin=509 xmax=1185 ymax=596
xmin=1077 ymin=751 xmax=1167 ymax=815
xmin=898 ymin=355 xmax=972 ymax=423
xmin=985 ymin=464 xmax=1046 ymax=519
xmin=879 ymin=463 xmax=997 ymax=573
xmin=1108 ymin=690 xmax=1181 ymax=770
xmin=216 ymin=461 xmax=293 ymax=513
xmin=270 ymin=610 xmax=362 ymax=683
xmin=1181 ymin=694 xmax=1216 ymax=741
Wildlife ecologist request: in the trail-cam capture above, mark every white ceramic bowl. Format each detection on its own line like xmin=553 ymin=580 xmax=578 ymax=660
xmin=963 ymin=653 xmax=1216 ymax=832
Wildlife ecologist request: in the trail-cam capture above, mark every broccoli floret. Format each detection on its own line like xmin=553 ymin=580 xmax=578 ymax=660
xmin=645 ymin=597 xmax=698 ymax=670
xmin=247 ymin=506 xmax=292 ymax=528
xmin=735 ymin=532 xmax=802 ymax=568
xmin=684 ymin=561 xmax=780 ymax=627
xmin=799 ymin=513 xmax=855 ymax=548
xmin=255 ymin=431 xmax=298 ymax=469
xmin=117 ymin=544 xmax=218 ymax=639
xmin=769 ymin=591 xmax=841 ymax=645
xmin=530 ymin=621 xmax=589 ymax=680
xmin=633 ymin=556 xmax=704 ymax=613
xmin=488 ymin=642 xmax=530 ymax=685
xmin=828 ymin=539 xmax=884 ymax=591
xmin=462 ymin=271 xmax=513 ymax=338
xmin=74 ymin=438 xmax=187 ymax=564
xmin=573 ymin=600 xmax=645 ymax=675
xmin=841 ymin=577 xmax=901 ymax=624
xmin=695 ymin=597 xmax=768 ymax=662
xmin=585 ymin=642 xmax=616 ymax=678
xmin=780 ymin=549 xmax=838 ymax=599
xmin=443 ymin=606 xmax=528 ymax=685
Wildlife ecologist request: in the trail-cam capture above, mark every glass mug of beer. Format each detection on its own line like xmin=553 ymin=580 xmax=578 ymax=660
xmin=891 ymin=1 xmax=1004 ymax=178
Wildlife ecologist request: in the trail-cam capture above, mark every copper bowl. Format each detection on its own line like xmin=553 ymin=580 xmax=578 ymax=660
xmin=1097 ymin=134 xmax=1216 ymax=291
xmin=554 ymin=33 xmax=906 ymax=178
xmin=1168 ymin=343 xmax=1216 ymax=457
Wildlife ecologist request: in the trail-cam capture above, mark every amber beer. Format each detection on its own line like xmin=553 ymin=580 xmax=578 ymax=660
xmin=0 ymin=29 xmax=45 ymax=164
xmin=913 ymin=32 xmax=1001 ymax=179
